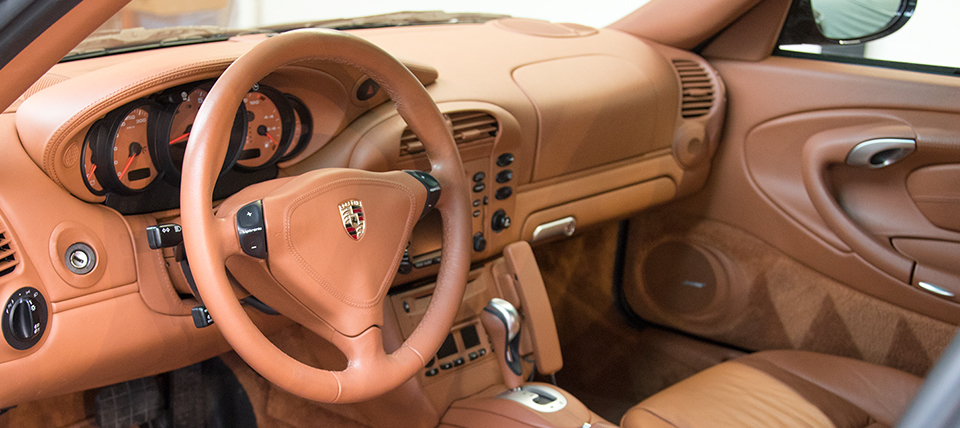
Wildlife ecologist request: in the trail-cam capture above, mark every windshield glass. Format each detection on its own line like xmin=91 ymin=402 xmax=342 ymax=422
xmin=68 ymin=0 xmax=650 ymax=60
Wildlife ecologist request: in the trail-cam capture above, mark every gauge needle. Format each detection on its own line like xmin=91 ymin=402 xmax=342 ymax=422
xmin=118 ymin=143 xmax=143 ymax=180
xmin=169 ymin=132 xmax=190 ymax=145
xmin=86 ymin=164 xmax=97 ymax=182
xmin=257 ymin=125 xmax=278 ymax=148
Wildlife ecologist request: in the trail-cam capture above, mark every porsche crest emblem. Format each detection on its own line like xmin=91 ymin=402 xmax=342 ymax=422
xmin=338 ymin=200 xmax=365 ymax=241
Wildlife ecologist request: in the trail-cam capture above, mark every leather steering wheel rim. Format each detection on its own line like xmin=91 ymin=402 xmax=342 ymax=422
xmin=180 ymin=29 xmax=471 ymax=403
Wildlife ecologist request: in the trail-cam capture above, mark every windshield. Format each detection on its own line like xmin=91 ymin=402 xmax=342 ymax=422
xmin=67 ymin=0 xmax=649 ymax=60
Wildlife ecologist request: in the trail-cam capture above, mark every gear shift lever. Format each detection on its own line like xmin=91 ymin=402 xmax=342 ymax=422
xmin=481 ymin=298 xmax=524 ymax=390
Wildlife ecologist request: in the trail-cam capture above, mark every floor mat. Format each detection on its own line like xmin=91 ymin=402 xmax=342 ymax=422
xmin=532 ymin=221 xmax=743 ymax=423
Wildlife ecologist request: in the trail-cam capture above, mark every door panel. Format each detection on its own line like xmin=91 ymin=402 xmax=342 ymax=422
xmin=622 ymin=53 xmax=960 ymax=374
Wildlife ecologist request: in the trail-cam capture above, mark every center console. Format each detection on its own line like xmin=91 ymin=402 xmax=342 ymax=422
xmin=389 ymin=241 xmax=617 ymax=427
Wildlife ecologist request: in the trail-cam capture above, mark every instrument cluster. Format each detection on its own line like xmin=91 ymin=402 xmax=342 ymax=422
xmin=81 ymin=80 xmax=312 ymax=205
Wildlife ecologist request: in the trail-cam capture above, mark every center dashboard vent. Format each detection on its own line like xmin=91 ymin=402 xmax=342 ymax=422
xmin=672 ymin=59 xmax=714 ymax=119
xmin=400 ymin=111 xmax=499 ymax=156
xmin=0 ymin=221 xmax=20 ymax=278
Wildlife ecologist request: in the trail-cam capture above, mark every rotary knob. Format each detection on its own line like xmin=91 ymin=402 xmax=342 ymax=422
xmin=3 ymin=287 xmax=48 ymax=350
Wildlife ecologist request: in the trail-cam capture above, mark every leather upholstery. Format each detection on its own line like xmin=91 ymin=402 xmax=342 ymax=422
xmin=621 ymin=350 xmax=923 ymax=428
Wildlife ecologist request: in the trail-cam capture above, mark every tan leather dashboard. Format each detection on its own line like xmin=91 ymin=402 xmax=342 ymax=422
xmin=0 ymin=19 xmax=725 ymax=406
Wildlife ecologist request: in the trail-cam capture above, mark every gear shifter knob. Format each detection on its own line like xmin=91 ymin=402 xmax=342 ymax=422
xmin=481 ymin=298 xmax=524 ymax=390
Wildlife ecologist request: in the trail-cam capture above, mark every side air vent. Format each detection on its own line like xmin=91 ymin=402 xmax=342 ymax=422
xmin=672 ymin=59 xmax=714 ymax=119
xmin=400 ymin=111 xmax=499 ymax=156
xmin=0 ymin=222 xmax=19 ymax=278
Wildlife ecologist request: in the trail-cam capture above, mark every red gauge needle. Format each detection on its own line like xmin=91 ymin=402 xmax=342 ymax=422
xmin=86 ymin=164 xmax=97 ymax=182
xmin=169 ymin=132 xmax=190 ymax=145
xmin=118 ymin=143 xmax=143 ymax=180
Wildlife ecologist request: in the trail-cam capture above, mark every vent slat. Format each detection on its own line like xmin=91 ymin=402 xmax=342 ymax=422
xmin=400 ymin=111 xmax=499 ymax=156
xmin=672 ymin=59 xmax=714 ymax=119
xmin=0 ymin=228 xmax=15 ymax=278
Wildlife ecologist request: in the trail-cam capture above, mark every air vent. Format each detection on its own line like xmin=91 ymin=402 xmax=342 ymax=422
xmin=672 ymin=59 xmax=714 ymax=119
xmin=0 ymin=225 xmax=19 ymax=278
xmin=400 ymin=111 xmax=499 ymax=156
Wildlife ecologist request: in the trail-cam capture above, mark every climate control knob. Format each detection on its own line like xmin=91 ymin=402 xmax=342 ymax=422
xmin=3 ymin=287 xmax=47 ymax=350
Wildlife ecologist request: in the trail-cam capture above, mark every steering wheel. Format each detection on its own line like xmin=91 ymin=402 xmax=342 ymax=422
xmin=180 ymin=29 xmax=471 ymax=403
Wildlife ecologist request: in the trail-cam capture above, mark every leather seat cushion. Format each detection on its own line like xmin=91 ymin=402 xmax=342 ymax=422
xmin=621 ymin=350 xmax=923 ymax=428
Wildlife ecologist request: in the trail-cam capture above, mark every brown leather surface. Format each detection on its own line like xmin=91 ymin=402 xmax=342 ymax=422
xmin=502 ymin=241 xmax=562 ymax=375
xmin=623 ymin=350 xmax=922 ymax=428
xmin=905 ymin=164 xmax=960 ymax=233
xmin=741 ymin=351 xmax=922 ymax=427
xmin=512 ymin=55 xmax=676 ymax=182
xmin=623 ymin=359 xmax=835 ymax=428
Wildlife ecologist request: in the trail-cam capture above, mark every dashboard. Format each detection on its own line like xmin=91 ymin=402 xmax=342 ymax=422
xmin=0 ymin=18 xmax=725 ymax=407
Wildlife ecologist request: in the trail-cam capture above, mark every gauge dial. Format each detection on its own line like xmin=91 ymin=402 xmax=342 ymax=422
xmin=110 ymin=107 xmax=158 ymax=191
xmin=155 ymin=82 xmax=246 ymax=185
xmin=280 ymin=95 xmax=312 ymax=162
xmin=237 ymin=89 xmax=290 ymax=169
xmin=81 ymin=133 xmax=104 ymax=194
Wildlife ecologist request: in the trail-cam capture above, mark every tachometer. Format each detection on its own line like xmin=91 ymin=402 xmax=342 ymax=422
xmin=154 ymin=82 xmax=246 ymax=185
xmin=236 ymin=85 xmax=293 ymax=170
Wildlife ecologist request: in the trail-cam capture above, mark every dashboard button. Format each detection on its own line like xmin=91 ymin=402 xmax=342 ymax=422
xmin=496 ymin=170 xmax=513 ymax=183
xmin=496 ymin=153 xmax=514 ymax=167
xmin=473 ymin=183 xmax=485 ymax=193
xmin=472 ymin=171 xmax=486 ymax=182
xmin=425 ymin=368 xmax=439 ymax=377
xmin=495 ymin=187 xmax=513 ymax=200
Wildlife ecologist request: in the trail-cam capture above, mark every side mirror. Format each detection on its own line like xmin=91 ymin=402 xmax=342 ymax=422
xmin=779 ymin=0 xmax=916 ymax=45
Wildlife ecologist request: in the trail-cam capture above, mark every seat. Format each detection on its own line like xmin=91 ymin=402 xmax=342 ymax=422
xmin=621 ymin=350 xmax=923 ymax=428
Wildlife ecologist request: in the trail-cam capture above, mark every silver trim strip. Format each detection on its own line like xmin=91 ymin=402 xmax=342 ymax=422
xmin=497 ymin=384 xmax=569 ymax=413
xmin=531 ymin=217 xmax=576 ymax=242
xmin=919 ymin=282 xmax=955 ymax=298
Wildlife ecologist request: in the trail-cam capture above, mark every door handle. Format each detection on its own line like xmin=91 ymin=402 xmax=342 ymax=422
xmin=846 ymin=138 xmax=916 ymax=168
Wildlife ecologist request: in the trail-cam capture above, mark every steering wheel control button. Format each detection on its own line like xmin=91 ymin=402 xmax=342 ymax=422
xmin=3 ymin=287 xmax=48 ymax=350
xmin=495 ymin=187 xmax=513 ymax=200
xmin=236 ymin=201 xmax=267 ymax=259
xmin=472 ymin=182 xmax=486 ymax=193
xmin=491 ymin=209 xmax=511 ymax=232
xmin=64 ymin=243 xmax=96 ymax=275
xmin=496 ymin=170 xmax=513 ymax=183
xmin=191 ymin=306 xmax=214 ymax=328
xmin=404 ymin=170 xmax=442 ymax=218
xmin=145 ymin=223 xmax=183 ymax=250
xmin=472 ymin=171 xmax=486 ymax=182
xmin=496 ymin=153 xmax=515 ymax=167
